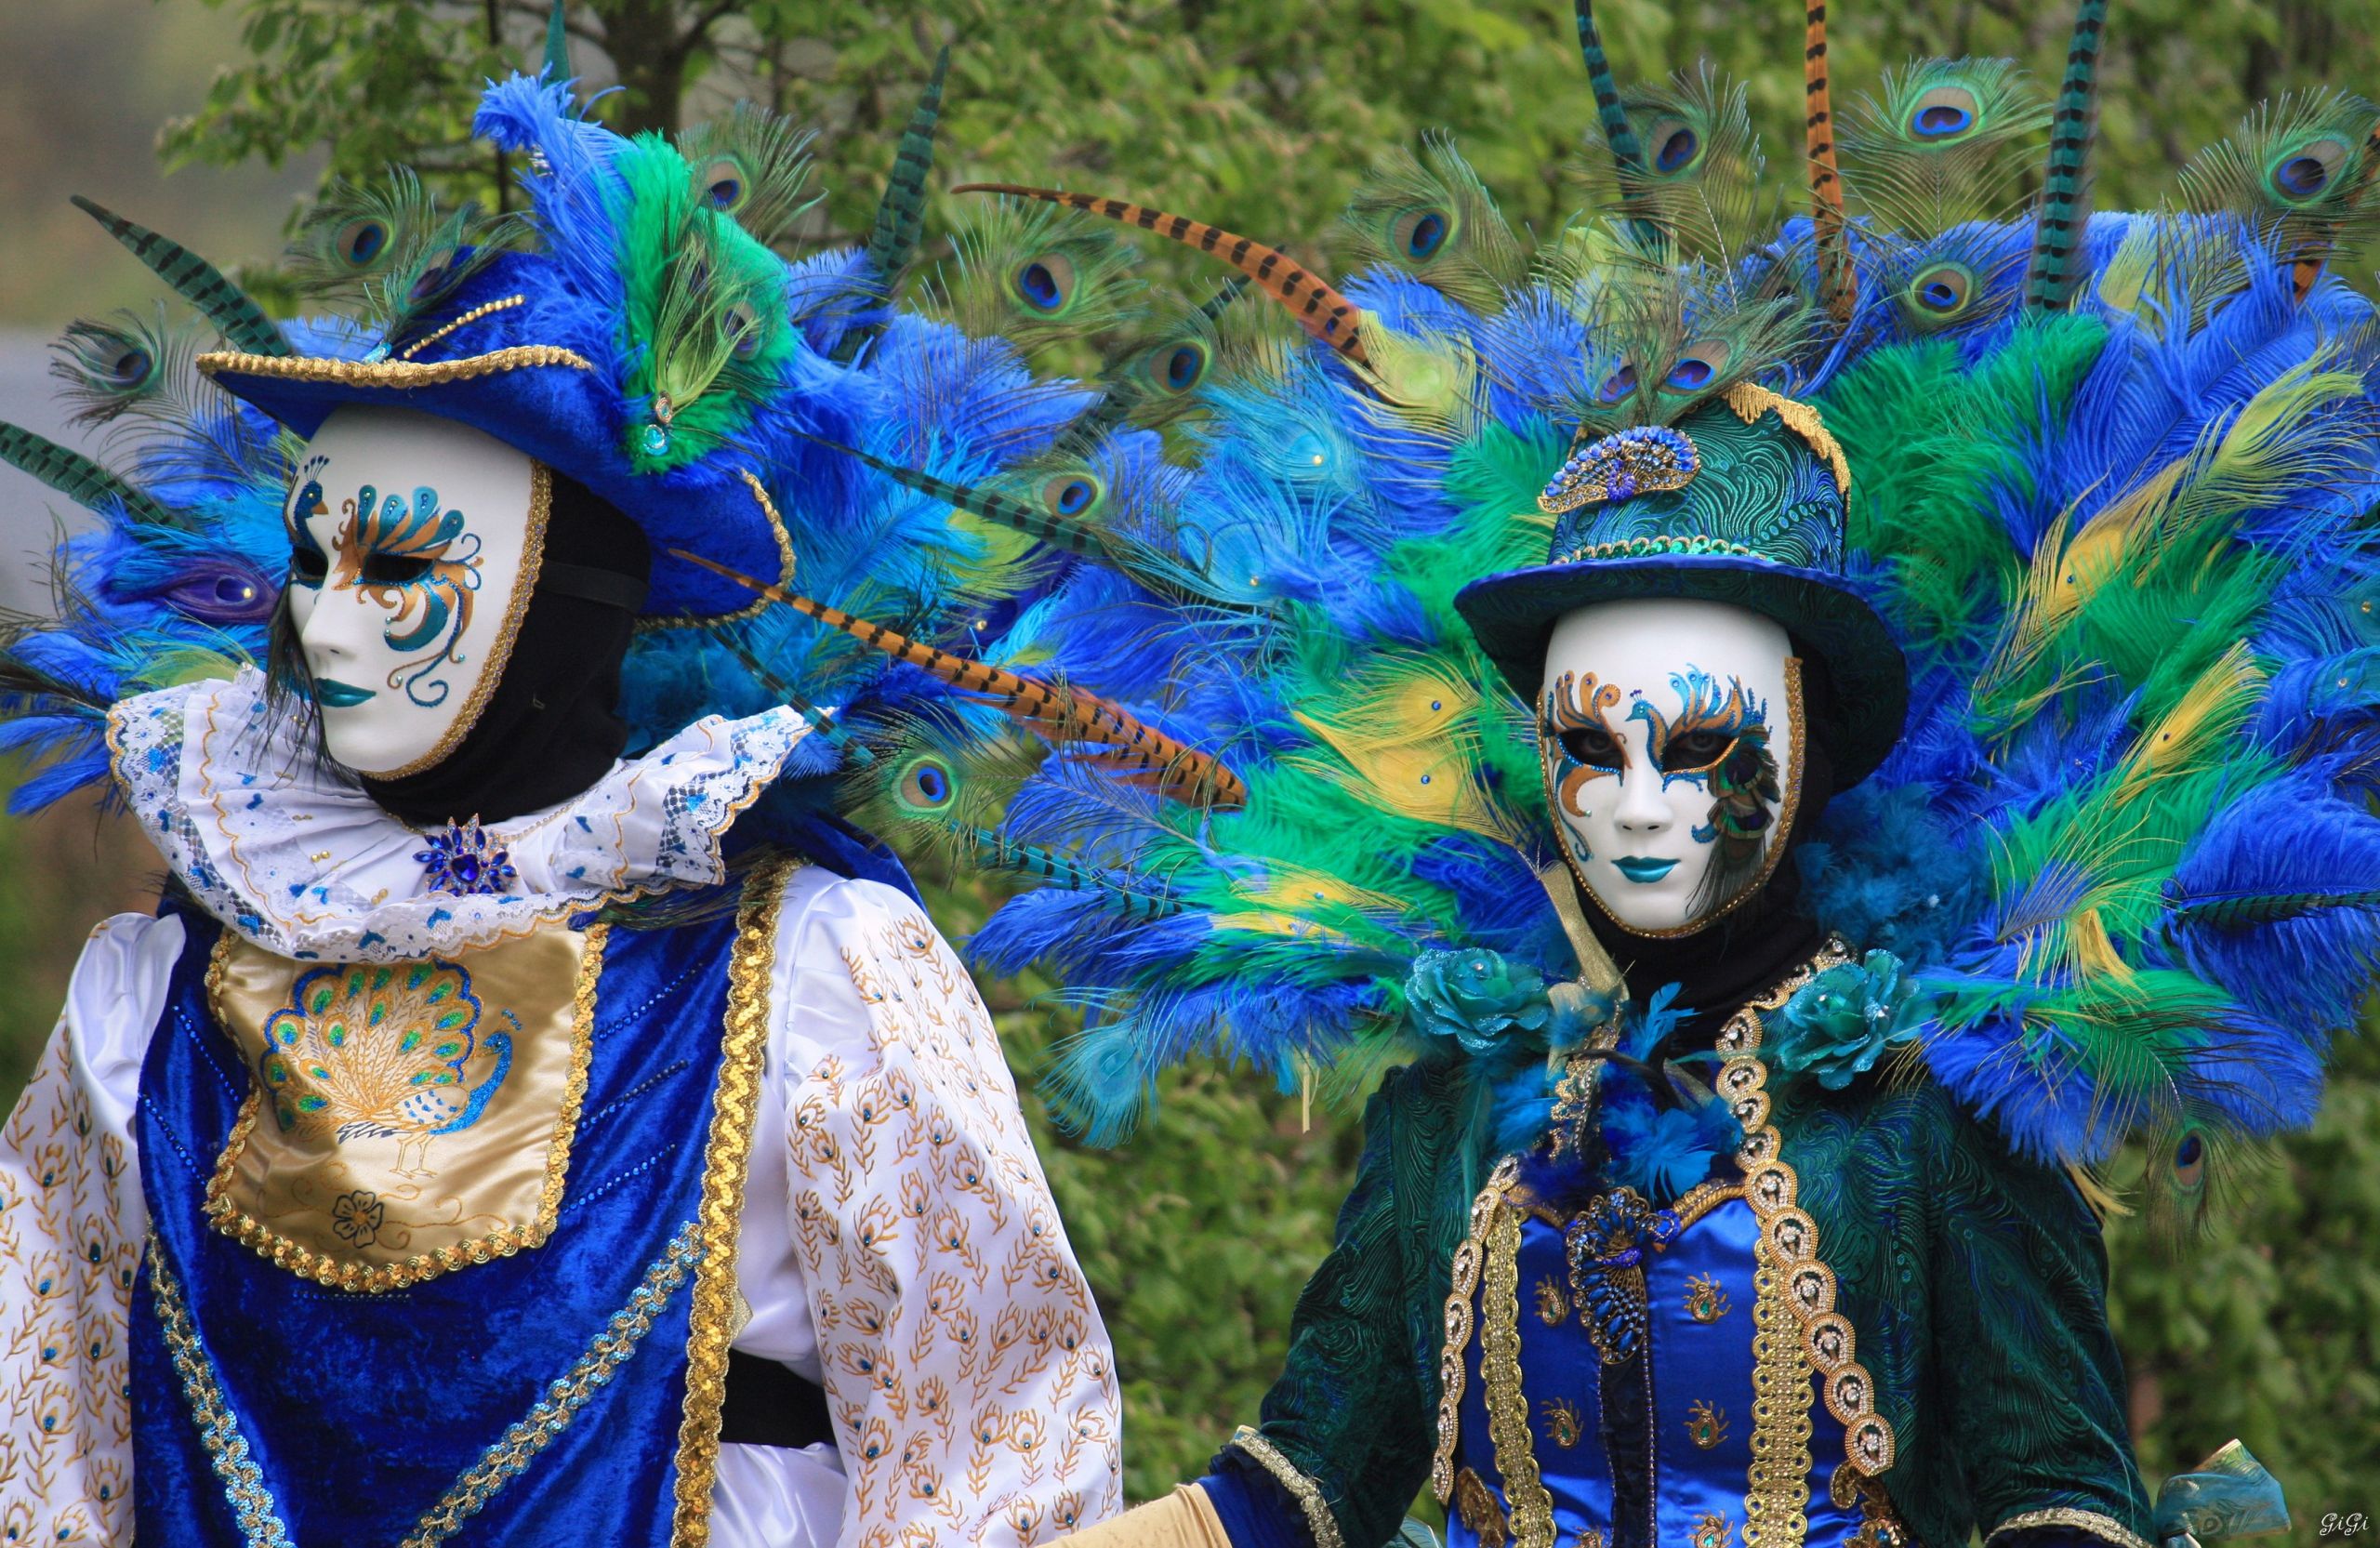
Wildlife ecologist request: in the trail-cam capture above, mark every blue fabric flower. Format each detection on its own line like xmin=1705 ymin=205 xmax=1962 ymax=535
xmin=1768 ymin=949 xmax=1932 ymax=1090
xmin=1406 ymin=948 xmax=1554 ymax=1056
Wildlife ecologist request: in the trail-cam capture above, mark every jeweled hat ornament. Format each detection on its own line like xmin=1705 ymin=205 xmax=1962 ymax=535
xmin=1459 ymin=382 xmax=1907 ymax=785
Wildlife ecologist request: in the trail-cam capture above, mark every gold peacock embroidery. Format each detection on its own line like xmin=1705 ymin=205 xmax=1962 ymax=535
xmin=204 ymin=921 xmax=602 ymax=1291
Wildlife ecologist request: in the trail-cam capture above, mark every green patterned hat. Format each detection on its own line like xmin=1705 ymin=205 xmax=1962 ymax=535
xmin=1455 ymin=385 xmax=1908 ymax=784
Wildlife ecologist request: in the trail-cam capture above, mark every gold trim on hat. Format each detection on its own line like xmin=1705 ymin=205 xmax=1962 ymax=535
xmin=197 ymin=343 xmax=597 ymax=387
xmin=1723 ymin=384 xmax=1851 ymax=497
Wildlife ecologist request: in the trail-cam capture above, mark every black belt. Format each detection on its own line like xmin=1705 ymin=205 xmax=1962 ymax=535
xmin=720 ymin=1348 xmax=836 ymax=1449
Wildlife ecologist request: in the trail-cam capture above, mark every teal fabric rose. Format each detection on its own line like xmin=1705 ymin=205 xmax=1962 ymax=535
xmin=1768 ymin=949 xmax=1931 ymax=1090
xmin=1405 ymin=948 xmax=1610 ymax=1056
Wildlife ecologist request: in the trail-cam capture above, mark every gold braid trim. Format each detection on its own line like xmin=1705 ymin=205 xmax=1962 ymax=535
xmin=1722 ymin=383 xmax=1851 ymax=496
xmin=1479 ymin=1196 xmax=1556 ymax=1548
xmin=196 ymin=343 xmax=596 ymax=386
xmin=1227 ymin=1427 xmax=1344 ymax=1548
xmin=1986 ymin=1509 xmax=2153 ymax=1548
xmin=398 ymin=295 xmax=529 ymax=361
xmin=1434 ymin=1155 xmax=1520 ymax=1502
xmin=149 ymin=1236 xmax=297 ymax=1546
xmin=1715 ymin=937 xmax=1903 ymax=1529
xmin=200 ymin=922 xmax=609 ymax=1294
xmin=669 ymin=857 xmax=794 ymax=1543
xmin=1745 ymin=1248 xmax=1815 ymax=1548
xmin=366 ymin=460 xmax=552 ymax=779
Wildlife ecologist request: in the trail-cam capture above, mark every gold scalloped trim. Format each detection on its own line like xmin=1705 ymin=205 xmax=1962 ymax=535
xmin=1986 ymin=1509 xmax=2152 ymax=1548
xmin=197 ymin=344 xmax=596 ymax=387
xmin=363 ymin=459 xmax=551 ymax=779
xmin=199 ymin=921 xmax=608 ymax=1294
xmin=669 ymin=856 xmax=793 ymax=1545
xmin=1434 ymin=1154 xmax=1520 ymax=1502
xmin=1723 ymin=383 xmax=1851 ymax=496
xmin=1713 ymin=937 xmax=1904 ymax=1511
xmin=399 ymin=296 xmax=529 ymax=362
xmin=1228 ymin=1427 xmax=1345 ymax=1548
xmin=635 ymin=470 xmax=800 ymax=631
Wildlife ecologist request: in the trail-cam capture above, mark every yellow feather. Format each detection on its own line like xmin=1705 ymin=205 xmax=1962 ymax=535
xmin=2109 ymin=642 xmax=2265 ymax=804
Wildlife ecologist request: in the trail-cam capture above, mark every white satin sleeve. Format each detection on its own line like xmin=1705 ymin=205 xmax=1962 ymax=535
xmin=0 ymin=910 xmax=184 ymax=1545
xmin=739 ymin=869 xmax=1124 ymax=1548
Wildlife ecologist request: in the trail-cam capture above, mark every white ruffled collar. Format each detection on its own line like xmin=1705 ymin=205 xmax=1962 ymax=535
xmin=109 ymin=668 xmax=813 ymax=961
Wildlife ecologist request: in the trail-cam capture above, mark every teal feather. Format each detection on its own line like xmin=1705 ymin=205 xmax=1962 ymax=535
xmin=1574 ymin=0 xmax=1644 ymax=173
xmin=2023 ymin=0 xmax=2109 ymax=310
xmin=69 ymin=195 xmax=288 ymax=358
xmin=0 ymin=421 xmax=175 ymax=527
xmin=961 ymin=827 xmax=1183 ymax=920
xmin=829 ymin=46 xmax=950 ymax=365
xmin=542 ymin=0 xmax=570 ymax=81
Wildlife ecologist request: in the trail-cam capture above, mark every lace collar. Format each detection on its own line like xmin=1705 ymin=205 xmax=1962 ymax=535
xmin=109 ymin=668 xmax=813 ymax=961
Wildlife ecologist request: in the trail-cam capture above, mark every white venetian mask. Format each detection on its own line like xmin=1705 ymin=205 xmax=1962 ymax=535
xmin=283 ymin=406 xmax=548 ymax=777
xmin=1539 ymin=598 xmax=1803 ymax=936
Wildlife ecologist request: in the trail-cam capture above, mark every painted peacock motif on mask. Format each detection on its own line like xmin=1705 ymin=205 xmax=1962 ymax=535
xmin=257 ymin=959 xmax=511 ymax=1179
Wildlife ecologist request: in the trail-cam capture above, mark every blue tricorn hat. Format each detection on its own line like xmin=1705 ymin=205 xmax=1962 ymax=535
xmin=197 ymin=75 xmax=849 ymax=626
xmin=1455 ymin=385 xmax=1908 ymax=785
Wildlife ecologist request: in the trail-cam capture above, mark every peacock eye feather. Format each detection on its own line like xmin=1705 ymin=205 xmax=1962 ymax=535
xmin=1596 ymin=364 xmax=1639 ymax=404
xmin=898 ymin=755 xmax=957 ymax=813
xmin=334 ymin=217 xmax=390 ymax=269
xmin=1644 ymin=117 xmax=1704 ymax=177
xmin=1041 ymin=472 xmax=1104 ymax=520
xmin=1908 ymin=86 xmax=1983 ymax=142
xmin=1902 ymin=261 xmax=1978 ymax=328
xmin=699 ymin=154 xmax=748 ymax=214
xmin=2268 ymin=136 xmax=2351 ymax=204
xmin=1011 ymin=252 xmax=1079 ymax=316
xmin=1662 ymin=340 xmax=1732 ymax=394
xmin=1389 ymin=207 xmax=1455 ymax=263
xmin=1141 ymin=338 xmax=1210 ymax=397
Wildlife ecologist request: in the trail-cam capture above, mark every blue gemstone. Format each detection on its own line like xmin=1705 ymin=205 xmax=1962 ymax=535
xmin=640 ymin=422 xmax=671 ymax=456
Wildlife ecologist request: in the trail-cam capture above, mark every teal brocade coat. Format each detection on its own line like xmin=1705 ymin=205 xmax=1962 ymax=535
xmin=1236 ymin=1029 xmax=2156 ymax=1548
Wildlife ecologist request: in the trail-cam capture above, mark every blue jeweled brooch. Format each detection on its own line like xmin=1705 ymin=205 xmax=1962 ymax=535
xmin=415 ymin=819 xmax=520 ymax=896
xmin=1538 ymin=423 xmax=1701 ymax=516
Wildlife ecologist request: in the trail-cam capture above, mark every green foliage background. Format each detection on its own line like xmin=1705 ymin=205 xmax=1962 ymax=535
xmin=1 ymin=0 xmax=2377 ymax=1529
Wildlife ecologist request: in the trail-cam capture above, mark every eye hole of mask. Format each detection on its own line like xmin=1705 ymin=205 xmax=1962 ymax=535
xmin=1658 ymin=728 xmax=1738 ymax=774
xmin=1556 ymin=722 xmax=1624 ymax=769
xmin=288 ymin=548 xmax=329 ymax=586
xmin=358 ymin=552 xmax=436 ymax=587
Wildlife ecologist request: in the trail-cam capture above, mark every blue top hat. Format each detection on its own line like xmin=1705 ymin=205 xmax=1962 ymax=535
xmin=1455 ymin=385 xmax=1908 ymax=785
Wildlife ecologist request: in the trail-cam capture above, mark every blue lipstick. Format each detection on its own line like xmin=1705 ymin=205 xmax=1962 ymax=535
xmin=1612 ymin=856 xmax=1678 ymax=883
xmin=312 ymin=678 xmax=377 ymax=708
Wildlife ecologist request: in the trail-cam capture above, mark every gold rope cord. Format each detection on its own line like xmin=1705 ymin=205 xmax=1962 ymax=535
xmin=668 ymin=856 xmax=794 ymax=1543
xmin=1435 ymin=1155 xmax=1521 ymax=1502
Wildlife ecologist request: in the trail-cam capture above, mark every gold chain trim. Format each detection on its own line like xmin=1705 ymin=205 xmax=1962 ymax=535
xmin=1744 ymin=1249 xmax=1815 ymax=1548
xmin=1715 ymin=937 xmax=1903 ymax=1517
xmin=1843 ymin=1474 xmax=1915 ymax=1548
xmin=634 ymin=469 xmax=800 ymax=631
xmin=1986 ymin=1509 xmax=2153 ymax=1548
xmin=1434 ymin=1154 xmax=1520 ymax=1502
xmin=150 ymin=1236 xmax=296 ymax=1546
xmin=195 ymin=344 xmax=596 ymax=387
xmin=1228 ymin=1427 xmax=1345 ymax=1548
xmin=1722 ymin=383 xmax=1851 ymax=496
xmin=669 ymin=857 xmax=793 ymax=1544
xmin=365 ymin=460 xmax=552 ymax=779
xmin=150 ymin=1222 xmax=703 ymax=1548
xmin=398 ymin=295 xmax=529 ymax=361
xmin=200 ymin=922 xmax=610 ymax=1293
xmin=1480 ymin=1195 xmax=1556 ymax=1548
